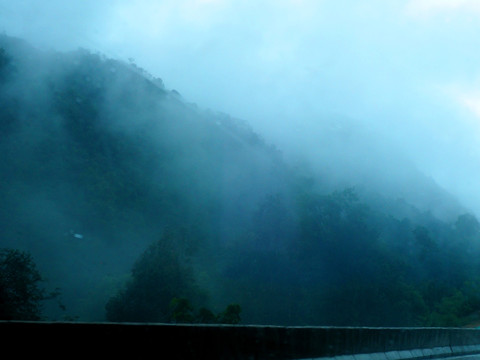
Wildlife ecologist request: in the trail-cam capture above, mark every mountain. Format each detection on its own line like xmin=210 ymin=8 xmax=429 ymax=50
xmin=0 ymin=34 xmax=294 ymax=320
xmin=1 ymin=35 xmax=479 ymax=326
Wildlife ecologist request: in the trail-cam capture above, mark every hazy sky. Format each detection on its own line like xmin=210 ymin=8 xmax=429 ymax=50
xmin=2 ymin=0 xmax=480 ymax=214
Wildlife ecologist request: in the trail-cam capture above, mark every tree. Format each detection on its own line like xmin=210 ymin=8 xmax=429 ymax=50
xmin=0 ymin=248 xmax=51 ymax=320
xmin=413 ymin=226 xmax=437 ymax=259
xmin=105 ymin=229 xmax=203 ymax=322
xmin=169 ymin=297 xmax=195 ymax=323
xmin=250 ymin=193 xmax=294 ymax=253
xmin=0 ymin=48 xmax=12 ymax=82
xmin=217 ymin=303 xmax=242 ymax=324
xmin=455 ymin=214 xmax=480 ymax=238
xmin=168 ymin=297 xmax=242 ymax=324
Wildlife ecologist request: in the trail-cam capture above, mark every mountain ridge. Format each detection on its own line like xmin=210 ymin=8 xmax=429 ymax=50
xmin=1 ymin=34 xmax=479 ymax=326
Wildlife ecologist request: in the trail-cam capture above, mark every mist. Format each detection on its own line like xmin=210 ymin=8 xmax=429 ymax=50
xmin=2 ymin=1 xmax=480 ymax=326
xmin=2 ymin=0 xmax=480 ymax=215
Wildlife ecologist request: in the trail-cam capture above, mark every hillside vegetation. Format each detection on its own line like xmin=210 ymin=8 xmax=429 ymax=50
xmin=1 ymin=35 xmax=480 ymax=326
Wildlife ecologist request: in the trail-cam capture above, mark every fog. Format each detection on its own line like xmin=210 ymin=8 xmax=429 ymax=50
xmin=2 ymin=1 xmax=480 ymax=326
xmin=2 ymin=0 xmax=480 ymax=216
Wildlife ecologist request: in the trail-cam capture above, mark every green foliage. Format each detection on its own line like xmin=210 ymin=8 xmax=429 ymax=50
xmin=0 ymin=48 xmax=10 ymax=82
xmin=105 ymin=229 xmax=203 ymax=323
xmin=221 ymin=186 xmax=480 ymax=326
xmin=196 ymin=307 xmax=217 ymax=323
xmin=169 ymin=297 xmax=242 ymax=324
xmin=0 ymin=248 xmax=56 ymax=320
xmin=170 ymin=297 xmax=195 ymax=323
xmin=430 ymin=291 xmax=470 ymax=327
xmin=105 ymin=225 xmax=242 ymax=324
xmin=3 ymin=35 xmax=480 ymax=327
xmin=217 ymin=303 xmax=242 ymax=324
xmin=420 ymin=280 xmax=480 ymax=327
xmin=455 ymin=213 xmax=480 ymax=238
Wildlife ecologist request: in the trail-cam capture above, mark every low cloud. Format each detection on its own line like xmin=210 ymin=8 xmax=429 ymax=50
xmin=460 ymin=93 xmax=480 ymax=119
xmin=2 ymin=0 xmax=480 ymax=215
xmin=405 ymin=0 xmax=480 ymax=19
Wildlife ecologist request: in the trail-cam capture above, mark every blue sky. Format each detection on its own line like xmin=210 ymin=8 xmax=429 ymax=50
xmin=2 ymin=0 xmax=480 ymax=215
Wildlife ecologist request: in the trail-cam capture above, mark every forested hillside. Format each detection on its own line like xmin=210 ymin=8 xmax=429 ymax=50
xmin=1 ymin=35 xmax=480 ymax=327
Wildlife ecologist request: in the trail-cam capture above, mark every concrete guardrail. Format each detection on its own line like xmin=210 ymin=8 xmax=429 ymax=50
xmin=2 ymin=321 xmax=480 ymax=359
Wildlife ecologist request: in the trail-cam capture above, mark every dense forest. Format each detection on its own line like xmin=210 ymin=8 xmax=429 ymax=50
xmin=1 ymin=34 xmax=480 ymax=327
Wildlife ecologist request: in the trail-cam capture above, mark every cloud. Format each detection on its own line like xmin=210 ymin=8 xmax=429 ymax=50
xmin=461 ymin=93 xmax=480 ymax=119
xmin=0 ymin=0 xmax=113 ymax=51
xmin=2 ymin=0 xmax=480 ymax=214
xmin=405 ymin=0 xmax=480 ymax=18
xmin=104 ymin=0 xmax=229 ymax=40
xmin=440 ymin=80 xmax=480 ymax=121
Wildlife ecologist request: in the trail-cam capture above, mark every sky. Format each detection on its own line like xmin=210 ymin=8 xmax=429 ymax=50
xmin=2 ymin=0 xmax=480 ymax=215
